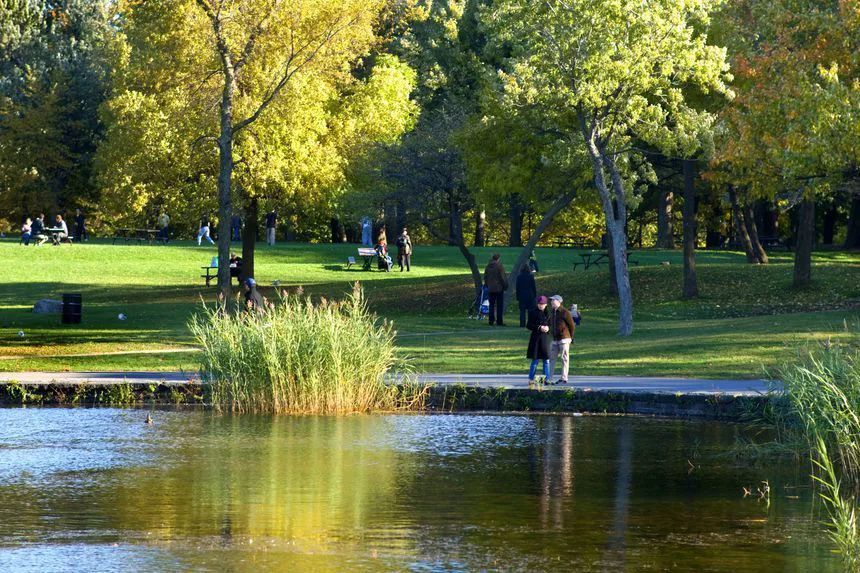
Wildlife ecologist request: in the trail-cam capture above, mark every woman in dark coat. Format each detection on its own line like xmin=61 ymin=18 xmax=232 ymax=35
xmin=526 ymin=295 xmax=552 ymax=385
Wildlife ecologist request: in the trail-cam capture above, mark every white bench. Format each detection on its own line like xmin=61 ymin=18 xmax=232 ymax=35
xmin=353 ymin=247 xmax=378 ymax=270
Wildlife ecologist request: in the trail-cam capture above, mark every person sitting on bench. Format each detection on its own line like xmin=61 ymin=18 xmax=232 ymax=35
xmin=32 ymin=214 xmax=49 ymax=245
xmin=229 ymin=252 xmax=243 ymax=282
xmin=52 ymin=215 xmax=69 ymax=245
xmin=21 ymin=218 xmax=32 ymax=246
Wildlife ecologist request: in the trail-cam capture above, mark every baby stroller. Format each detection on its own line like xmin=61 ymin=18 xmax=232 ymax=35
xmin=468 ymin=285 xmax=490 ymax=320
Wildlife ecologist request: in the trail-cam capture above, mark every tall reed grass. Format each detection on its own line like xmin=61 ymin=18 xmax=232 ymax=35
xmin=189 ymin=283 xmax=427 ymax=414
xmin=777 ymin=323 xmax=860 ymax=565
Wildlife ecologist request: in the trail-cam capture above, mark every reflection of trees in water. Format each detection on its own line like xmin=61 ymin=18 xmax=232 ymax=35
xmin=538 ymin=416 xmax=575 ymax=531
xmin=105 ymin=415 xmax=414 ymax=559
xmin=604 ymin=421 xmax=633 ymax=568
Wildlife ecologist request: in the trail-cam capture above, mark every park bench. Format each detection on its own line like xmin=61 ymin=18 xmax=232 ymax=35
xmin=201 ymin=266 xmax=243 ymax=286
xmin=573 ymin=251 xmax=639 ymax=270
xmin=758 ymin=236 xmax=789 ymax=251
xmin=354 ymin=247 xmax=377 ymax=271
xmin=112 ymin=228 xmax=162 ymax=245
xmin=554 ymin=235 xmax=591 ymax=249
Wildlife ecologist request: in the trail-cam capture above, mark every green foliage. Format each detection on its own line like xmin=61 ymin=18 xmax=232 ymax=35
xmin=189 ymin=283 xmax=427 ymax=414
xmin=95 ymin=0 xmax=418 ymax=235
xmin=709 ymin=0 xmax=860 ymax=200
xmin=0 ymin=0 xmax=115 ymax=224
xmin=812 ymin=437 xmax=860 ymax=569
xmin=777 ymin=328 xmax=860 ymax=565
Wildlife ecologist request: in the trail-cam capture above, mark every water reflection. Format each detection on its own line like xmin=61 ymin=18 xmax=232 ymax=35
xmin=0 ymin=409 xmax=841 ymax=572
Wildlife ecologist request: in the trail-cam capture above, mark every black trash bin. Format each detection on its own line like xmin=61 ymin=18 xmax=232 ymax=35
xmin=62 ymin=293 xmax=82 ymax=324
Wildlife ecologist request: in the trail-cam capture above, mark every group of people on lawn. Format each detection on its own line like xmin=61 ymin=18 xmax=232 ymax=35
xmin=374 ymin=226 xmax=413 ymax=272
xmin=20 ymin=210 xmax=86 ymax=246
xmin=483 ymin=253 xmax=581 ymax=386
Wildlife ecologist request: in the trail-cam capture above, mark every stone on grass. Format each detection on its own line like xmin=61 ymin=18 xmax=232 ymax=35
xmin=33 ymin=299 xmax=63 ymax=314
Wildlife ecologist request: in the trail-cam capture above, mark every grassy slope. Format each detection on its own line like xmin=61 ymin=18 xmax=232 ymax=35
xmin=0 ymin=239 xmax=857 ymax=377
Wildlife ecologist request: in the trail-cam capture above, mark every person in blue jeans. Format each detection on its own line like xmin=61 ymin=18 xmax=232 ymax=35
xmin=197 ymin=215 xmax=215 ymax=245
xmin=526 ymin=295 xmax=552 ymax=386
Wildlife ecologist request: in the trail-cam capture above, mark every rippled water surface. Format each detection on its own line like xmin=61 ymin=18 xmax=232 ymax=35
xmin=0 ymin=408 xmax=840 ymax=572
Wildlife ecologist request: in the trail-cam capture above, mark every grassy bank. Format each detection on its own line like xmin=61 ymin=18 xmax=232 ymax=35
xmin=1 ymin=239 xmax=858 ymax=377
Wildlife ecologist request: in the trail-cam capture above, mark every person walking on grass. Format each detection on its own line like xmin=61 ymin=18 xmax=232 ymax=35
xmin=74 ymin=209 xmax=87 ymax=242
xmin=526 ymin=295 xmax=552 ymax=387
xmin=483 ymin=253 xmax=508 ymax=326
xmin=265 ymin=210 xmax=277 ymax=246
xmin=516 ymin=264 xmax=536 ymax=327
xmin=547 ymin=294 xmax=576 ymax=385
xmin=243 ymin=278 xmax=265 ymax=312
xmin=231 ymin=213 xmax=242 ymax=241
xmin=197 ymin=215 xmax=215 ymax=245
xmin=396 ymin=227 xmax=412 ymax=272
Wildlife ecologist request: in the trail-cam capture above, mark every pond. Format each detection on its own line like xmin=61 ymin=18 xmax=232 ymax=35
xmin=0 ymin=408 xmax=840 ymax=572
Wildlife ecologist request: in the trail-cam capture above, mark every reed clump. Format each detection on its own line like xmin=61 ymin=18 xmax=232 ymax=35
xmin=189 ymin=283 xmax=426 ymax=414
xmin=777 ymin=324 xmax=860 ymax=565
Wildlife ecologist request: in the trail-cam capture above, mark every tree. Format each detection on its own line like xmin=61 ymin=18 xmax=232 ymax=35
xmin=709 ymin=0 xmax=860 ymax=285
xmin=486 ymin=0 xmax=731 ymax=334
xmin=0 ymin=0 xmax=114 ymax=224
xmin=97 ymin=0 xmax=416 ymax=289
xmin=191 ymin=0 xmax=391 ymax=297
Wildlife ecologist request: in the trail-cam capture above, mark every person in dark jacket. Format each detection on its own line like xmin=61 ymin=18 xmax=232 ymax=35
xmin=243 ymin=278 xmax=265 ymax=312
xmin=265 ymin=210 xmax=277 ymax=246
xmin=526 ymin=296 xmax=552 ymax=386
xmin=396 ymin=227 xmax=412 ymax=271
xmin=516 ymin=265 xmax=537 ymax=327
xmin=31 ymin=214 xmax=49 ymax=245
xmin=483 ymin=254 xmax=508 ymax=326
xmin=74 ymin=209 xmax=87 ymax=242
xmin=548 ymin=294 xmax=577 ymax=384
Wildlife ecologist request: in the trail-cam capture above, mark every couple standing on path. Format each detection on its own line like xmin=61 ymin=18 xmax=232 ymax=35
xmin=526 ymin=295 xmax=579 ymax=386
xmin=482 ymin=253 xmax=580 ymax=385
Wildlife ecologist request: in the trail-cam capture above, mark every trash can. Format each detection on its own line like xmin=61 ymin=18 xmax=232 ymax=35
xmin=62 ymin=293 xmax=82 ymax=324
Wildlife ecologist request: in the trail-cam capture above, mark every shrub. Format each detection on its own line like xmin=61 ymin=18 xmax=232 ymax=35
xmin=189 ymin=283 xmax=426 ymax=414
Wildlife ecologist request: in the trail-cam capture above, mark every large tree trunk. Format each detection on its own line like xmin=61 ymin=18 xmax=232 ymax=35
xmin=216 ymin=71 xmax=236 ymax=300
xmin=606 ymin=227 xmax=618 ymax=296
xmin=451 ymin=207 xmax=482 ymax=296
xmin=822 ymin=203 xmax=837 ymax=245
xmin=241 ymin=195 xmax=258 ymax=282
xmin=474 ymin=208 xmax=486 ymax=247
xmin=330 ymin=218 xmax=347 ymax=243
xmin=582 ymin=121 xmax=632 ymax=336
xmin=793 ymin=198 xmax=815 ymax=287
xmin=422 ymin=193 xmax=483 ymax=298
xmin=729 ymin=185 xmax=759 ymax=263
xmin=846 ymin=195 xmax=860 ymax=249
xmin=656 ymin=189 xmax=675 ymax=249
xmin=505 ymin=190 xmax=578 ymax=307
xmin=509 ymin=193 xmax=524 ymax=247
xmin=744 ymin=205 xmax=769 ymax=264
xmin=682 ymin=159 xmax=699 ymax=298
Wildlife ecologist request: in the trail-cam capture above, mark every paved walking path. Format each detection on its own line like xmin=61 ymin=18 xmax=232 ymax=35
xmin=0 ymin=371 xmax=777 ymax=396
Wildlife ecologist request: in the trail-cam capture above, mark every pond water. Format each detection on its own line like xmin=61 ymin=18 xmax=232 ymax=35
xmin=0 ymin=408 xmax=840 ymax=572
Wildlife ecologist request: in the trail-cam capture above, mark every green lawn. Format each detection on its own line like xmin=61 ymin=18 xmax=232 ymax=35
xmin=1 ymin=239 xmax=858 ymax=378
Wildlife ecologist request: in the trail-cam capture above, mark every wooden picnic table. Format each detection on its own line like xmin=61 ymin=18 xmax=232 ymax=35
xmin=44 ymin=227 xmax=72 ymax=245
xmin=554 ymin=235 xmax=591 ymax=248
xmin=201 ymin=265 xmax=243 ymax=286
xmin=112 ymin=228 xmax=164 ymax=245
xmin=573 ymin=251 xmax=639 ymax=270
